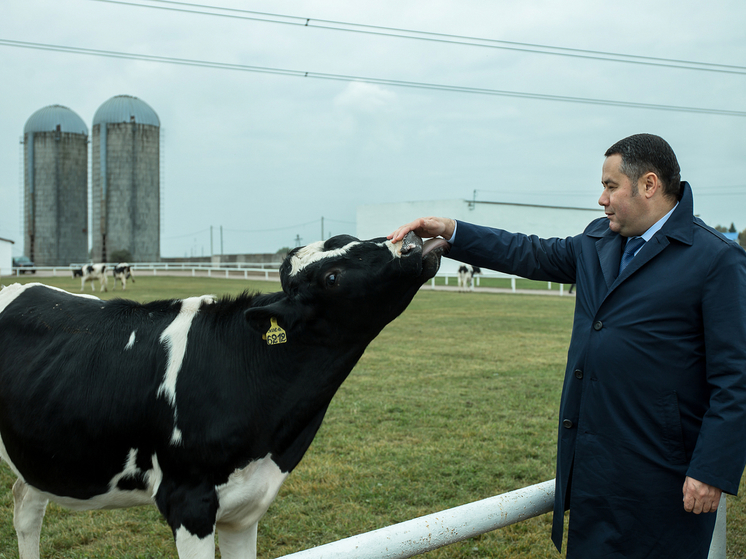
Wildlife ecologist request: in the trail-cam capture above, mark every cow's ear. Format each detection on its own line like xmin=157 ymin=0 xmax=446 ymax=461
xmin=245 ymin=301 xmax=297 ymax=336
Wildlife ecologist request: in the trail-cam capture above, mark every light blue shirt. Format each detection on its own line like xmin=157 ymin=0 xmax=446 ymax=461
xmin=627 ymin=202 xmax=679 ymax=257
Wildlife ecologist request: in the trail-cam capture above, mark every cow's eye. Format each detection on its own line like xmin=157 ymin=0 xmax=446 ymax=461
xmin=325 ymin=272 xmax=338 ymax=287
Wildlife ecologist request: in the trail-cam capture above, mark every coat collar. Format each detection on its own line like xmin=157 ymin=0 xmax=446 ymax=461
xmin=587 ymin=181 xmax=694 ymax=289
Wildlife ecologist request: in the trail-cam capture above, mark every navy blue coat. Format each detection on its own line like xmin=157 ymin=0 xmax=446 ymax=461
xmin=448 ymin=183 xmax=746 ymax=558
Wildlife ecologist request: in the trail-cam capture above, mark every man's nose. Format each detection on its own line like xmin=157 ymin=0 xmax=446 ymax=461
xmin=598 ymin=190 xmax=608 ymax=207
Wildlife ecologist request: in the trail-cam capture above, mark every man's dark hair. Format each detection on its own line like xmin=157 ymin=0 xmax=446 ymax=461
xmin=605 ymin=134 xmax=682 ymax=200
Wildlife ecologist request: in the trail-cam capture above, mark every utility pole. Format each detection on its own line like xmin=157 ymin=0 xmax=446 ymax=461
xmin=220 ymin=226 xmax=224 ymax=257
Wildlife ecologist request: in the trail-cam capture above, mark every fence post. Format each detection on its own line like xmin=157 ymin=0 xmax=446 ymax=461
xmin=707 ymin=494 xmax=726 ymax=559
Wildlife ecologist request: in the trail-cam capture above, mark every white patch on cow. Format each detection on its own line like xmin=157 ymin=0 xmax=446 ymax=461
xmin=171 ymin=427 xmax=183 ymax=445
xmin=175 ymin=525 xmax=215 ymax=558
xmin=215 ymin=454 xmax=288 ymax=531
xmin=0 ymin=283 xmax=99 ymax=317
xmin=288 ymin=239 xmax=400 ymax=277
xmin=3 ymin=449 xmax=164 ymax=512
xmin=158 ymin=295 xmax=215 ymax=445
xmin=148 ymin=453 xmax=163 ymax=498
xmin=125 ymin=331 xmax=136 ymax=350
xmin=109 ymin=448 xmax=139 ymax=488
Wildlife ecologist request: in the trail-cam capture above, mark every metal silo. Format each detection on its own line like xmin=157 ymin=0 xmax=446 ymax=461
xmin=23 ymin=105 xmax=89 ymax=267
xmin=91 ymin=95 xmax=160 ymax=263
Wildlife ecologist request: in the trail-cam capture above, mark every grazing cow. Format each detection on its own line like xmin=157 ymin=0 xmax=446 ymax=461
xmin=113 ymin=263 xmax=135 ymax=290
xmin=0 ymin=232 xmax=447 ymax=559
xmin=72 ymin=263 xmax=108 ymax=292
xmin=457 ymin=264 xmax=481 ymax=291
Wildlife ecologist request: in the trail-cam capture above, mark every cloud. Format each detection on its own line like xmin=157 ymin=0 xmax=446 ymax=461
xmin=333 ymin=81 xmax=397 ymax=113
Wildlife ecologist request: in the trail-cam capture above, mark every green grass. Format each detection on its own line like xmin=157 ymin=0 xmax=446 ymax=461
xmin=0 ymin=276 xmax=743 ymax=558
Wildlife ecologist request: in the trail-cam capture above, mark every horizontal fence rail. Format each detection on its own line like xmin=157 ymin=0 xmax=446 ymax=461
xmin=6 ymin=262 xmax=283 ymax=281
xmin=8 ymin=265 xmax=570 ymax=293
xmin=276 ymin=480 xmax=555 ymax=559
xmin=274 ymin=481 xmax=726 ymax=559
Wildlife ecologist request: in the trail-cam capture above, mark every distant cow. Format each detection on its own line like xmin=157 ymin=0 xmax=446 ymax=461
xmin=113 ymin=263 xmax=135 ymax=290
xmin=0 ymin=232 xmax=447 ymax=559
xmin=72 ymin=264 xmax=108 ymax=292
xmin=457 ymin=264 xmax=481 ymax=291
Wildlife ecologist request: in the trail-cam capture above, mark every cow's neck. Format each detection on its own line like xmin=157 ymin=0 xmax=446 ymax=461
xmin=250 ymin=339 xmax=367 ymax=473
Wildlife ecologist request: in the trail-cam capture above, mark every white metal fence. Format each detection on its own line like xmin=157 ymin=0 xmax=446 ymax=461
xmin=275 ymin=480 xmax=726 ymax=559
xmin=8 ymin=264 xmax=571 ymax=294
xmin=7 ymin=261 xmax=283 ymax=281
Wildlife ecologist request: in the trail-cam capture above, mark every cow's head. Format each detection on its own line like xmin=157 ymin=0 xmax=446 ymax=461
xmin=246 ymin=232 xmax=447 ymax=345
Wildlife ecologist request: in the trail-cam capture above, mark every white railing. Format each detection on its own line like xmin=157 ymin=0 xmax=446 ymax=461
xmin=428 ymin=271 xmax=570 ymax=295
xmin=8 ymin=262 xmax=283 ymax=281
xmin=275 ymin=480 xmax=726 ymax=559
xmin=8 ymin=264 xmax=573 ymax=294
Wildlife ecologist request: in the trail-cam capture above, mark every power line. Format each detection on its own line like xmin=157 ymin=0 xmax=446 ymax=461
xmin=88 ymin=0 xmax=746 ymax=76
xmin=2 ymin=39 xmax=745 ymax=118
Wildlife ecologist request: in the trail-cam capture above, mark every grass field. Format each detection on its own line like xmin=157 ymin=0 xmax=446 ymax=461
xmin=0 ymin=275 xmax=743 ymax=558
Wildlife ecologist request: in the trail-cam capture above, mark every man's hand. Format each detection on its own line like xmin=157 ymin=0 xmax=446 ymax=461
xmin=682 ymin=476 xmax=721 ymax=514
xmin=388 ymin=217 xmax=456 ymax=244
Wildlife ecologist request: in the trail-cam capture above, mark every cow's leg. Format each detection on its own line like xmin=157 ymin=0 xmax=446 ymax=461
xmin=12 ymin=479 xmax=48 ymax=559
xmin=158 ymin=481 xmax=219 ymax=559
xmin=217 ymin=523 xmax=258 ymax=559
xmin=174 ymin=525 xmax=216 ymax=559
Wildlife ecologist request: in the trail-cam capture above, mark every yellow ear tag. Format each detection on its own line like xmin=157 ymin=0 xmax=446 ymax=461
xmin=265 ymin=317 xmax=287 ymax=345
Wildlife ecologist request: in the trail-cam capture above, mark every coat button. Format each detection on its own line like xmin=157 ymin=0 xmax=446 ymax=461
xmin=562 ymin=419 xmax=574 ymax=429
xmin=574 ymin=369 xmax=583 ymax=379
xmin=593 ymin=321 xmax=603 ymax=331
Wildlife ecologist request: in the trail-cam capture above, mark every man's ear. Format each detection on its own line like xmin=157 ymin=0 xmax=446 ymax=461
xmin=642 ymin=172 xmax=661 ymax=199
xmin=245 ymin=299 xmax=297 ymax=335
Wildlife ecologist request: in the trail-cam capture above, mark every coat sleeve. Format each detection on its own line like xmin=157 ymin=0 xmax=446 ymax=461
xmin=686 ymin=242 xmax=746 ymax=495
xmin=447 ymin=220 xmax=578 ymax=284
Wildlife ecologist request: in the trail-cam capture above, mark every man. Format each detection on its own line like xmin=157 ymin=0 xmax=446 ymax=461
xmin=389 ymin=134 xmax=746 ymax=558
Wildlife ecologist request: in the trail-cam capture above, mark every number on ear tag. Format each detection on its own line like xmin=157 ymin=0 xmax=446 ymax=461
xmin=265 ymin=317 xmax=287 ymax=345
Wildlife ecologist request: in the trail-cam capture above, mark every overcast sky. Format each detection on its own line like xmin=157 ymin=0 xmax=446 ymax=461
xmin=1 ymin=0 xmax=744 ymax=258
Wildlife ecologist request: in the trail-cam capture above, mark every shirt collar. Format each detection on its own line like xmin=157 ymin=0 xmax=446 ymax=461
xmin=639 ymin=202 xmax=678 ymax=242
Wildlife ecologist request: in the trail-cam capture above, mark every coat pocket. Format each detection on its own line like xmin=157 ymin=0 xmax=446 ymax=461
xmin=659 ymin=391 xmax=688 ymax=465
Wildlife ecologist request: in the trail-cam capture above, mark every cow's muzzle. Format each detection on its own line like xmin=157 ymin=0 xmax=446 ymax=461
xmin=400 ymin=231 xmax=448 ymax=280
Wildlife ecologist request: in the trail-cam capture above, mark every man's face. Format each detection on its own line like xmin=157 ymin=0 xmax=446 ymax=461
xmin=599 ymin=154 xmax=648 ymax=237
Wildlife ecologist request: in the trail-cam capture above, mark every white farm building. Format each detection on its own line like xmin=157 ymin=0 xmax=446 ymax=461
xmin=357 ymin=199 xmax=604 ymax=276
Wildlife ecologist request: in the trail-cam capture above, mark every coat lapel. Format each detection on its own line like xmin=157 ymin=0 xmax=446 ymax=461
xmin=595 ymin=232 xmax=623 ymax=289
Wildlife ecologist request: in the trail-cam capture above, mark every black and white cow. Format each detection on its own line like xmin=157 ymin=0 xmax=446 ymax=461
xmin=113 ymin=263 xmax=135 ymax=290
xmin=72 ymin=263 xmax=108 ymax=292
xmin=457 ymin=264 xmax=481 ymax=291
xmin=0 ymin=232 xmax=447 ymax=559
